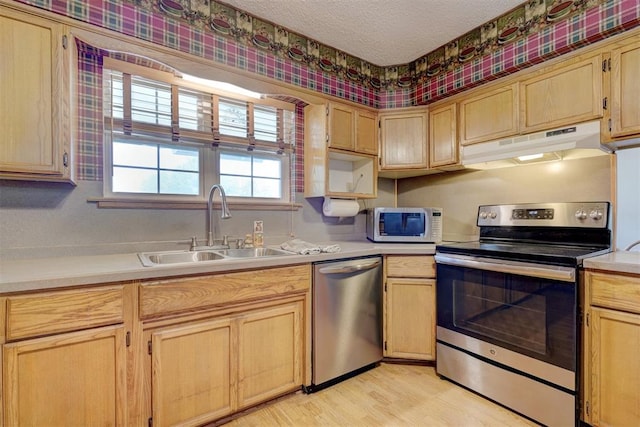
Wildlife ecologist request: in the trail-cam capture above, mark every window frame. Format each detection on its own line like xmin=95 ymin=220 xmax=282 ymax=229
xmin=101 ymin=58 xmax=295 ymax=206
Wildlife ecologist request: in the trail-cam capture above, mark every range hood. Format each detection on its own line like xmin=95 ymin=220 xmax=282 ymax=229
xmin=462 ymin=121 xmax=612 ymax=169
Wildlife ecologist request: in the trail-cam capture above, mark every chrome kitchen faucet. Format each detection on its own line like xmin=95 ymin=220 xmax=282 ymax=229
xmin=206 ymin=184 xmax=231 ymax=247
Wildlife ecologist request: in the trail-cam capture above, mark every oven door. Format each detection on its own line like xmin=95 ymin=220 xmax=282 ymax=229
xmin=435 ymin=253 xmax=577 ymax=373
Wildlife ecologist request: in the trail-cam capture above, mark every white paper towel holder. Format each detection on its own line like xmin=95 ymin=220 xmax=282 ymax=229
xmin=322 ymin=197 xmax=360 ymax=217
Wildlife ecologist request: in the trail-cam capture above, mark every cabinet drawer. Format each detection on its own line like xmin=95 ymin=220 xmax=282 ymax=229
xmin=6 ymin=286 xmax=124 ymax=340
xmin=386 ymin=256 xmax=435 ymax=278
xmin=140 ymin=265 xmax=311 ymax=318
xmin=589 ymin=271 xmax=640 ymax=314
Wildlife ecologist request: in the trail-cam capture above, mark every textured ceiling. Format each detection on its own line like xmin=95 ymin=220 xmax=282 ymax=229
xmin=222 ymin=0 xmax=525 ymax=66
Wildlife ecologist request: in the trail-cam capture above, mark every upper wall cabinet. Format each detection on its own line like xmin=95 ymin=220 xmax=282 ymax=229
xmin=519 ymin=55 xmax=603 ymax=132
xmin=323 ymin=102 xmax=378 ymax=155
xmin=459 ymin=83 xmax=518 ymax=146
xmin=0 ymin=6 xmax=72 ymax=182
xmin=428 ymin=102 xmax=459 ymax=168
xmin=379 ymin=110 xmax=428 ymax=170
xmin=304 ymin=103 xmax=377 ymax=198
xmin=607 ymin=39 xmax=640 ymax=140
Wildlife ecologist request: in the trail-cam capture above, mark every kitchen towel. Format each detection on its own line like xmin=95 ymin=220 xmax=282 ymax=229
xmin=280 ymin=239 xmax=341 ymax=255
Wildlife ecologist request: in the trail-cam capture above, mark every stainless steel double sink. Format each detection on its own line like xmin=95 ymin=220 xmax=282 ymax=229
xmin=138 ymin=247 xmax=293 ymax=267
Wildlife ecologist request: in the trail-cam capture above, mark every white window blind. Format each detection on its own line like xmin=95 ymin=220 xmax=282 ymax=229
xmin=102 ymin=60 xmax=295 ymax=202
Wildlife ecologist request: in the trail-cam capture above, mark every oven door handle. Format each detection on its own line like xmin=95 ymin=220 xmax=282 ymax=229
xmin=434 ymin=254 xmax=576 ymax=282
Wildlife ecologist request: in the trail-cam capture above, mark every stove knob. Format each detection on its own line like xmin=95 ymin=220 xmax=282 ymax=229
xmin=589 ymin=210 xmax=603 ymax=221
xmin=479 ymin=212 xmax=488 ymax=219
xmin=575 ymin=210 xmax=587 ymax=220
xmin=489 ymin=211 xmax=497 ymax=219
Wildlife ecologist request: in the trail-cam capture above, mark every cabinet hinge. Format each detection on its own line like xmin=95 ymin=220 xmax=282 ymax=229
xmin=148 ymin=340 xmax=152 ymax=355
xmin=602 ymin=97 xmax=608 ymax=110
xmin=384 ymin=282 xmax=387 ymax=292
xmin=126 ymin=331 xmax=131 ymax=347
xmin=62 ymin=34 xmax=68 ymax=50
xmin=148 ymin=417 xmax=153 ymax=427
xmin=608 ymin=118 xmax=612 ymax=132
xmin=325 ymin=106 xmax=329 ymax=116
xmin=384 ymin=341 xmax=387 ymax=351
xmin=607 ymin=58 xmax=611 ymax=71
xmin=586 ymin=312 xmax=590 ymax=327
xmin=602 ymin=59 xmax=607 ymax=72
xmin=586 ymin=401 xmax=590 ymax=416
xmin=63 ymin=151 xmax=69 ymax=168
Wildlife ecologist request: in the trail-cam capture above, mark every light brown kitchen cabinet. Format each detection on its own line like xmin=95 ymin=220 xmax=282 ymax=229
xmin=237 ymin=301 xmax=304 ymax=409
xmin=383 ymin=255 xmax=436 ymax=361
xmin=582 ymin=270 xmax=640 ymax=426
xmin=459 ymin=83 xmax=518 ymax=146
xmin=608 ymin=39 xmax=640 ymax=139
xmin=309 ymin=102 xmax=378 ymax=155
xmin=429 ymin=102 xmax=459 ymax=168
xmin=140 ymin=265 xmax=310 ymax=426
xmin=355 ymin=109 xmax=378 ymax=155
xmin=305 ymin=103 xmax=377 ymax=198
xmin=520 ymin=55 xmax=602 ymax=132
xmin=2 ymin=286 xmax=128 ymax=426
xmin=0 ymin=5 xmax=72 ymax=182
xmin=150 ymin=318 xmax=235 ymax=426
xmin=379 ymin=110 xmax=428 ymax=170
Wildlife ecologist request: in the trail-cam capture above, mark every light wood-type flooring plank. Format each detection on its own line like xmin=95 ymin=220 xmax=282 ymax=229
xmin=222 ymin=363 xmax=537 ymax=426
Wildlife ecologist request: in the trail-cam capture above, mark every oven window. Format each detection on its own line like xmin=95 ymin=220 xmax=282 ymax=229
xmin=437 ymin=264 xmax=576 ymax=370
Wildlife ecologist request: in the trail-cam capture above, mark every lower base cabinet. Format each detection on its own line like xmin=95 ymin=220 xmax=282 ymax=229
xmin=383 ymin=256 xmax=436 ymax=361
xmin=583 ymin=270 xmax=640 ymax=426
xmin=146 ymin=299 xmax=304 ymax=427
xmin=3 ymin=325 xmax=127 ymax=426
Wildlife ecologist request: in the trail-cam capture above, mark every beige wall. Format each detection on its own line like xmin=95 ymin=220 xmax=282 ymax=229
xmin=397 ymin=155 xmax=613 ymax=242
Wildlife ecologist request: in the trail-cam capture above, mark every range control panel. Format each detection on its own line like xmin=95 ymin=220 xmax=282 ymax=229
xmin=477 ymin=202 xmax=610 ymax=228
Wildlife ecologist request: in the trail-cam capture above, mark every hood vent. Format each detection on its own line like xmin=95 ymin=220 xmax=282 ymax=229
xmin=462 ymin=121 xmax=612 ymax=169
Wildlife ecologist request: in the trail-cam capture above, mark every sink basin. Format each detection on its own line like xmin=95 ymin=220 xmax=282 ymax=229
xmin=138 ymin=247 xmax=293 ymax=266
xmin=214 ymin=247 xmax=293 ymax=258
xmin=138 ymin=250 xmax=225 ymax=267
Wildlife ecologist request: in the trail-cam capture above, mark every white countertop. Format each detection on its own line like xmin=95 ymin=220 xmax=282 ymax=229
xmin=584 ymin=251 xmax=640 ymax=275
xmin=0 ymin=242 xmax=436 ymax=293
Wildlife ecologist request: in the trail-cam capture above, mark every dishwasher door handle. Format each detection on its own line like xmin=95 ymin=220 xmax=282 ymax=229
xmin=318 ymin=260 xmax=381 ymax=275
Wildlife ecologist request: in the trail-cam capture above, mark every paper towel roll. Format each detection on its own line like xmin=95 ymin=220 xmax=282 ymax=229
xmin=322 ymin=197 xmax=360 ymax=217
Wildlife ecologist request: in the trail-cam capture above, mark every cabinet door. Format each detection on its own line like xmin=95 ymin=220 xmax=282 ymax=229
xmin=459 ymin=83 xmax=518 ymax=146
xmin=355 ymin=109 xmax=378 ymax=155
xmin=588 ymin=307 xmax=640 ymax=426
xmin=520 ymin=55 xmax=602 ymax=132
xmin=3 ymin=325 xmax=126 ymax=426
xmin=379 ymin=111 xmax=428 ymax=169
xmin=429 ymin=103 xmax=458 ymax=167
xmin=237 ymin=301 xmax=304 ymax=408
xmin=610 ymin=40 xmax=640 ymax=138
xmin=151 ymin=318 xmax=235 ymax=427
xmin=0 ymin=6 xmax=70 ymax=180
xmin=384 ymin=278 xmax=435 ymax=360
xmin=328 ymin=103 xmax=355 ymax=151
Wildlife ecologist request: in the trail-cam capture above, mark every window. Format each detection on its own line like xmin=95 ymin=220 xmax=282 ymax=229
xmin=102 ymin=59 xmax=295 ymax=204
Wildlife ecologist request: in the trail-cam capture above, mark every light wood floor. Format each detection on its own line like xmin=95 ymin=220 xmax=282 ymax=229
xmin=225 ymin=363 xmax=537 ymax=426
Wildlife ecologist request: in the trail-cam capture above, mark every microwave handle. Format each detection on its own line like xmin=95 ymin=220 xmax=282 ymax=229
xmin=434 ymin=254 xmax=576 ymax=282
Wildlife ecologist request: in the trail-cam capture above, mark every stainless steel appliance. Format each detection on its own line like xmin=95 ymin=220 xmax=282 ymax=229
xmin=366 ymin=207 xmax=443 ymax=243
xmin=307 ymin=256 xmax=383 ymax=392
xmin=435 ymin=202 xmax=611 ymax=427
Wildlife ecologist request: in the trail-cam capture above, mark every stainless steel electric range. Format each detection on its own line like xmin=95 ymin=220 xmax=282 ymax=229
xmin=435 ymin=202 xmax=611 ymax=427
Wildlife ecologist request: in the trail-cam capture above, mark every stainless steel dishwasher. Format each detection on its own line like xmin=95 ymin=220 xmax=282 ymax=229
xmin=307 ymin=256 xmax=383 ymax=392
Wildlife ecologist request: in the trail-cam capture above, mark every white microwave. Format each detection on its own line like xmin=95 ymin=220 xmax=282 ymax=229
xmin=366 ymin=207 xmax=443 ymax=243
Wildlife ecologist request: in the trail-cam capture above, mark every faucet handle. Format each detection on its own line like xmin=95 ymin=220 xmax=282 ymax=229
xmin=222 ymin=235 xmax=229 ymax=247
xmin=190 ymin=236 xmax=198 ymax=251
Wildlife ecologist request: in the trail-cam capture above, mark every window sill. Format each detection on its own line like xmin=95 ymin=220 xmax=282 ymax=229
xmin=88 ymin=198 xmax=302 ymax=211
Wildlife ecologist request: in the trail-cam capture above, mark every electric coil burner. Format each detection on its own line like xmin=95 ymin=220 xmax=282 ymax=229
xmin=435 ymin=202 xmax=611 ymax=427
